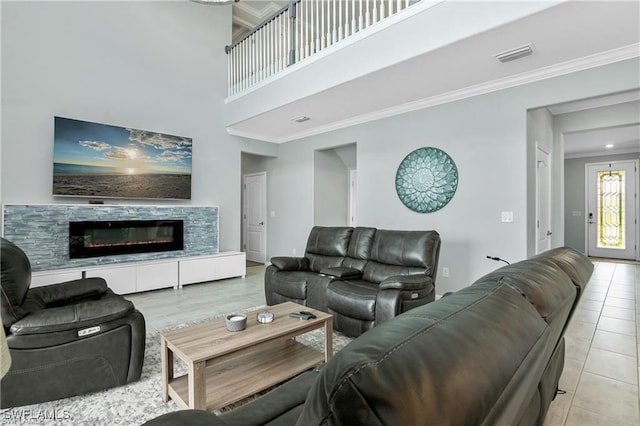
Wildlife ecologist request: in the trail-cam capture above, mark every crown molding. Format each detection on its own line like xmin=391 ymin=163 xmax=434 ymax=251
xmin=227 ymin=43 xmax=640 ymax=144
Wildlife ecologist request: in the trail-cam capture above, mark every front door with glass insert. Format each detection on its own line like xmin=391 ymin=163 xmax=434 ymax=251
xmin=586 ymin=161 xmax=638 ymax=260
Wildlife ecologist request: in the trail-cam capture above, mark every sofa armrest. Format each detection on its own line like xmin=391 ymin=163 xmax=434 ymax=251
xmin=270 ymin=256 xmax=310 ymax=271
xmin=320 ymin=267 xmax=362 ymax=279
xmin=379 ymin=274 xmax=433 ymax=291
xmin=27 ymin=277 xmax=108 ymax=307
xmin=10 ymin=296 xmax=135 ymax=335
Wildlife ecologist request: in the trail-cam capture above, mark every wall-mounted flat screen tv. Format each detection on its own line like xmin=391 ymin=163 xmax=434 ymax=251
xmin=53 ymin=117 xmax=192 ymax=200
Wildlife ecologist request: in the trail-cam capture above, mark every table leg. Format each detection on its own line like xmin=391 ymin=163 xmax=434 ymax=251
xmin=188 ymin=361 xmax=207 ymax=410
xmin=324 ymin=318 xmax=333 ymax=363
xmin=161 ymin=337 xmax=173 ymax=402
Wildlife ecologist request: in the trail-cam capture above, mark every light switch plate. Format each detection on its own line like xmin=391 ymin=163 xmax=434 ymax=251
xmin=501 ymin=211 xmax=514 ymax=223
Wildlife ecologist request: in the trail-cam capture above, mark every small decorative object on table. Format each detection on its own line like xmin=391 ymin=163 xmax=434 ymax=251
xmin=256 ymin=311 xmax=274 ymax=323
xmin=225 ymin=314 xmax=247 ymax=332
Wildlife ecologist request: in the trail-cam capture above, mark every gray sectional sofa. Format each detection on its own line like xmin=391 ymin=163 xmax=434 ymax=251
xmin=146 ymin=246 xmax=593 ymax=426
xmin=265 ymin=226 xmax=441 ymax=337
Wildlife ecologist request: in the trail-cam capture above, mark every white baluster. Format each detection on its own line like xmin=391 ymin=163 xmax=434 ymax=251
xmin=373 ymin=0 xmax=378 ymax=24
xmin=351 ymin=0 xmax=356 ymax=35
xmin=344 ymin=0 xmax=350 ymax=37
xmin=338 ymin=0 xmax=343 ymax=40
xmin=365 ymin=0 xmax=370 ymax=28
xmin=283 ymin=12 xmax=288 ymax=68
xmin=320 ymin=0 xmax=325 ymax=50
xmin=263 ymin=25 xmax=268 ymax=79
xmin=309 ymin=0 xmax=317 ymax=55
xmin=332 ymin=0 xmax=337 ymax=44
xmin=234 ymin=46 xmax=239 ymax=95
xmin=245 ymin=39 xmax=250 ymax=89
xmin=274 ymin=15 xmax=278 ymax=71
xmin=379 ymin=0 xmax=385 ymax=21
xmin=298 ymin=1 xmax=308 ymax=60
xmin=240 ymin=40 xmax=245 ymax=91
xmin=315 ymin=0 xmax=320 ymax=52
xmin=358 ymin=0 xmax=363 ymax=31
xmin=270 ymin=18 xmax=274 ymax=76
xmin=305 ymin=0 xmax=310 ymax=58
xmin=227 ymin=45 xmax=231 ymax=95
xmin=388 ymin=0 xmax=393 ymax=17
xmin=285 ymin=10 xmax=289 ymax=67
xmin=278 ymin=15 xmax=282 ymax=68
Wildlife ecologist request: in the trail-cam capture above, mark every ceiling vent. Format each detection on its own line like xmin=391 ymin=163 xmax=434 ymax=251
xmin=292 ymin=116 xmax=311 ymax=123
xmin=494 ymin=44 xmax=534 ymax=63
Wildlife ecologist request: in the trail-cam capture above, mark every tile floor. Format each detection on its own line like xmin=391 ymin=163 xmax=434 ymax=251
xmin=126 ymin=259 xmax=639 ymax=425
xmin=544 ymin=259 xmax=639 ymax=425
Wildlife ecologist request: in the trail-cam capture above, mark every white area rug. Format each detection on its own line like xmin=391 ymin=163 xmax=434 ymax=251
xmin=1 ymin=314 xmax=351 ymax=426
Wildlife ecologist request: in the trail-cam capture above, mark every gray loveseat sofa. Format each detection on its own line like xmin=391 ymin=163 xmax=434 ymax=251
xmin=265 ymin=226 xmax=441 ymax=337
xmin=146 ymin=246 xmax=593 ymax=426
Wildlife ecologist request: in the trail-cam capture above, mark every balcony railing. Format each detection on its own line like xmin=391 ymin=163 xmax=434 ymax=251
xmin=226 ymin=0 xmax=422 ymax=97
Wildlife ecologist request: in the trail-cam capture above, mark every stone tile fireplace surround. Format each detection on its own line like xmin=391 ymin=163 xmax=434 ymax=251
xmin=2 ymin=204 xmax=219 ymax=271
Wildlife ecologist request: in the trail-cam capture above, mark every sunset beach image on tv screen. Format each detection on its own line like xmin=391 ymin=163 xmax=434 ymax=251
xmin=53 ymin=117 xmax=192 ymax=199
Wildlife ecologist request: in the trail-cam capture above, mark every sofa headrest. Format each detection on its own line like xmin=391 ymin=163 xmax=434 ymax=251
xmin=1 ymin=238 xmax=32 ymax=327
xmin=298 ymin=281 xmax=549 ymax=425
xmin=346 ymin=227 xmax=376 ymax=259
xmin=473 ymin=258 xmax=577 ymax=326
xmin=305 ymin=227 xmax=353 ymax=257
xmin=532 ymin=247 xmax=593 ymax=293
xmin=370 ymin=230 xmax=440 ymax=271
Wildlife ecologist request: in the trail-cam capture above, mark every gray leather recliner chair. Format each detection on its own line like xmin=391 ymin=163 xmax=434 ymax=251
xmin=0 ymin=238 xmax=146 ymax=408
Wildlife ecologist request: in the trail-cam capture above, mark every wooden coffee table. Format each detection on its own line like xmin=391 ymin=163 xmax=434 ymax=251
xmin=161 ymin=302 xmax=333 ymax=411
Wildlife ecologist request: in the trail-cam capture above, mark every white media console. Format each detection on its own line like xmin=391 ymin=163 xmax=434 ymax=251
xmin=31 ymin=252 xmax=246 ymax=295
xmin=4 ymin=203 xmax=246 ymax=295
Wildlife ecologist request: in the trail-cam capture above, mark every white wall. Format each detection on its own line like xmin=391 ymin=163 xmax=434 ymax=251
xmin=260 ymin=58 xmax=640 ymax=294
xmin=1 ymin=1 xmax=273 ymax=252
xmin=314 ymin=149 xmax=349 ymax=226
xmin=527 ymin=107 xmax=556 ymax=256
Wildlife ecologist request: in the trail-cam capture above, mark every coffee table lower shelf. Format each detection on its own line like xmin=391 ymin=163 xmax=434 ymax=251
xmin=167 ymin=339 xmax=324 ymax=411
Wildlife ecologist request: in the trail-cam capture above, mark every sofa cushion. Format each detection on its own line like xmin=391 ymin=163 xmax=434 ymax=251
xmin=342 ymin=227 xmax=376 ymax=271
xmin=326 ymin=280 xmax=378 ymax=321
xmin=305 ymin=227 xmax=352 ymax=257
xmin=370 ymin=230 xmax=439 ymax=270
xmin=362 ymin=230 xmax=440 ymax=283
xmin=304 ymin=227 xmax=353 ymax=273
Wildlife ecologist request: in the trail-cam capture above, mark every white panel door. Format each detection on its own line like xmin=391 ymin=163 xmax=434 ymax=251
xmin=536 ymin=145 xmax=551 ymax=254
xmin=586 ymin=160 xmax=638 ymax=260
xmin=243 ymin=172 xmax=267 ymax=263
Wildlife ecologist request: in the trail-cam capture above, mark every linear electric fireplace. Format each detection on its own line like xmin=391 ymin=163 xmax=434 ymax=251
xmin=69 ymin=219 xmax=184 ymax=259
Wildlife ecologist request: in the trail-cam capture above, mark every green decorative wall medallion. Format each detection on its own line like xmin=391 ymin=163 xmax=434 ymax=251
xmin=395 ymin=147 xmax=458 ymax=213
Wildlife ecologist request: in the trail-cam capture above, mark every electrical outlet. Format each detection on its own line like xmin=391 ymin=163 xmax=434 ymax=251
xmin=442 ymin=267 xmax=449 ymax=278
